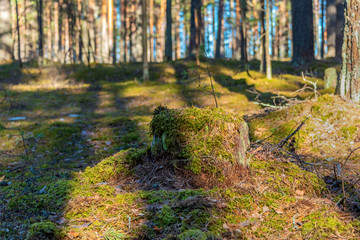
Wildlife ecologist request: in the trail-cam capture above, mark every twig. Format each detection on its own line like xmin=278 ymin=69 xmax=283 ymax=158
xmin=277 ymin=118 xmax=308 ymax=149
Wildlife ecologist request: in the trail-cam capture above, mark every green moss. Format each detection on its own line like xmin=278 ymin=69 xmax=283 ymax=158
xmin=82 ymin=148 xmax=145 ymax=184
xmin=340 ymin=125 xmax=357 ymax=139
xmin=178 ymin=229 xmax=208 ymax=240
xmin=156 ymin=205 xmax=177 ymax=227
xmin=150 ymin=106 xmax=248 ymax=180
xmin=26 ymin=221 xmax=61 ymax=240
xmin=302 ymin=207 xmax=351 ymax=238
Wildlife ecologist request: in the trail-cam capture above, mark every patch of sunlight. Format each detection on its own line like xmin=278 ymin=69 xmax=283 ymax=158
xmin=6 ymin=82 xmax=90 ymax=92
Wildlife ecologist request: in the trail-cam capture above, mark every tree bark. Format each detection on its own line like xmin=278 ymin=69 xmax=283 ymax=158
xmin=240 ymin=0 xmax=248 ymax=65
xmin=336 ymin=0 xmax=345 ymax=59
xmin=15 ymin=0 xmax=22 ymax=67
xmin=338 ymin=0 xmax=360 ymax=102
xmin=149 ymin=0 xmax=154 ymax=61
xmin=326 ymin=0 xmax=336 ymax=57
xmin=260 ymin=0 xmax=265 ymax=72
xmin=320 ymin=0 xmax=325 ymax=58
xmin=189 ymin=0 xmax=204 ymax=62
xmin=156 ymin=0 xmax=166 ymax=61
xmin=215 ymin=0 xmax=224 ymax=58
xmin=142 ymin=0 xmax=149 ymax=81
xmin=235 ymin=0 xmax=241 ymax=60
xmin=291 ymin=0 xmax=314 ymax=65
xmin=36 ymin=0 xmax=44 ymax=63
xmin=279 ymin=0 xmax=287 ymax=59
xmin=165 ymin=0 xmax=172 ymax=61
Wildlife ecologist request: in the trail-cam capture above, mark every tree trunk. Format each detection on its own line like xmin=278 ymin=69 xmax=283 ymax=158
xmin=36 ymin=0 xmax=44 ymax=63
xmin=235 ymin=0 xmax=241 ymax=60
xmin=291 ymin=0 xmax=314 ymax=65
xmin=108 ymin=0 xmax=113 ymax=63
xmin=240 ymin=0 xmax=248 ymax=66
xmin=149 ymin=0 xmax=154 ymax=61
xmin=260 ymin=0 xmax=265 ymax=72
xmin=156 ymin=0 xmax=166 ymax=62
xmin=142 ymin=0 xmax=149 ymax=81
xmin=45 ymin=0 xmax=52 ymax=61
xmin=215 ymin=0 xmax=224 ymax=58
xmin=326 ymin=0 xmax=336 ymax=57
xmin=165 ymin=0 xmax=172 ymax=61
xmin=121 ymin=0 xmax=127 ymax=62
xmin=279 ymin=0 xmax=287 ymax=59
xmin=175 ymin=0 xmax=181 ymax=59
xmin=338 ymin=0 xmax=360 ymax=102
xmin=189 ymin=0 xmax=204 ymax=63
xmin=265 ymin=0 xmax=272 ymax=79
xmin=313 ymin=0 xmax=320 ymax=58
xmin=320 ymin=0 xmax=325 ymax=58
xmin=336 ymin=0 xmax=345 ymax=59
xmin=54 ymin=0 xmax=59 ymax=62
xmin=15 ymin=0 xmax=22 ymax=67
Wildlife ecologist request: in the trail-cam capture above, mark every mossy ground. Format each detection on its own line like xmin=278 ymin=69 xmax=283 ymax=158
xmin=0 ymin=59 xmax=358 ymax=239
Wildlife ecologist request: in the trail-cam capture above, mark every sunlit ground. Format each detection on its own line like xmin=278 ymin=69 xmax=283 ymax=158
xmin=1 ymin=60 xmax=359 ymax=239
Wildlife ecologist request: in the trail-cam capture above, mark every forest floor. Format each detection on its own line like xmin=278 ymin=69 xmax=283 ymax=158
xmin=0 ymin=59 xmax=359 ymax=239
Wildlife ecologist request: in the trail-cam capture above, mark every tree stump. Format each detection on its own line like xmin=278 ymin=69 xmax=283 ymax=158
xmin=150 ymin=106 xmax=250 ymax=187
xmin=324 ymin=67 xmax=338 ymax=89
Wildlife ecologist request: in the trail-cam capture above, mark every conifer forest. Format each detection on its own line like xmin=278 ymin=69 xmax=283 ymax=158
xmin=1 ymin=0 xmax=360 ymax=239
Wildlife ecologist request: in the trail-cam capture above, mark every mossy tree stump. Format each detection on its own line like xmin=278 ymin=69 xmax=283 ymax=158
xmin=150 ymin=106 xmax=250 ymax=187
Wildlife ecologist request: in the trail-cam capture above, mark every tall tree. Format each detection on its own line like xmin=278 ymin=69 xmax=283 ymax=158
xmin=260 ymin=0 xmax=265 ymax=72
xmin=54 ymin=0 xmax=60 ymax=61
xmin=235 ymin=0 xmax=241 ymax=60
xmin=149 ymin=0 xmax=154 ymax=61
xmin=121 ymin=0 xmax=127 ymax=62
xmin=279 ymin=0 xmax=287 ymax=59
xmin=15 ymin=0 xmax=22 ymax=67
xmin=338 ymin=0 xmax=360 ymax=102
xmin=240 ymin=0 xmax=248 ymax=66
xmin=36 ymin=0 xmax=44 ymax=62
xmin=165 ymin=0 xmax=172 ymax=61
xmin=142 ymin=0 xmax=149 ymax=81
xmin=326 ymin=0 xmax=336 ymax=57
xmin=265 ymin=0 xmax=272 ymax=79
xmin=215 ymin=0 xmax=224 ymax=58
xmin=189 ymin=0 xmax=204 ymax=62
xmin=156 ymin=0 xmax=166 ymax=61
xmin=335 ymin=0 xmax=345 ymax=59
xmin=291 ymin=0 xmax=314 ymax=65
xmin=320 ymin=0 xmax=325 ymax=58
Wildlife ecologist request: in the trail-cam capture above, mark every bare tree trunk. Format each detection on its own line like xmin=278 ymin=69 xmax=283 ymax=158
xmin=235 ymin=0 xmax=241 ymax=60
xmin=108 ymin=0 xmax=113 ymax=63
xmin=15 ymin=0 xmax=22 ymax=67
xmin=77 ymin=0 xmax=82 ymax=63
xmin=121 ymin=0 xmax=127 ymax=62
xmin=215 ymin=0 xmax=224 ymax=58
xmin=142 ymin=0 xmax=149 ymax=81
xmin=189 ymin=0 xmax=204 ymax=63
xmin=326 ymin=0 xmax=336 ymax=57
xmin=240 ymin=0 xmax=248 ymax=67
xmin=320 ymin=0 xmax=325 ymax=58
xmin=313 ymin=0 xmax=320 ymax=58
xmin=338 ymin=0 xmax=360 ymax=102
xmin=291 ymin=0 xmax=314 ymax=65
xmin=54 ymin=0 xmax=59 ymax=61
xmin=279 ymin=0 xmax=287 ymax=59
xmin=335 ymin=0 xmax=345 ymax=59
xmin=260 ymin=0 xmax=265 ymax=72
xmin=36 ymin=0 xmax=44 ymax=63
xmin=165 ymin=0 xmax=172 ymax=61
xmin=265 ymin=0 xmax=272 ymax=79
xmin=175 ymin=0 xmax=181 ymax=59
xmin=113 ymin=0 xmax=117 ymax=64
xmin=46 ymin=0 xmax=52 ymax=61
xmin=149 ymin=0 xmax=154 ymax=61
